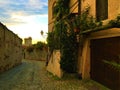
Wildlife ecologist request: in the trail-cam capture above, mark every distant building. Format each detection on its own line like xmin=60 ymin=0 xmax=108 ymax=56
xmin=24 ymin=37 xmax=32 ymax=46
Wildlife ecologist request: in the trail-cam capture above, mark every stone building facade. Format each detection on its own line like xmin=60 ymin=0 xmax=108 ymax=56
xmin=0 ymin=22 xmax=22 ymax=73
xmin=77 ymin=0 xmax=120 ymax=78
xmin=79 ymin=1 xmax=120 ymax=89
xmin=24 ymin=37 xmax=32 ymax=46
xmin=48 ymin=0 xmax=120 ymax=89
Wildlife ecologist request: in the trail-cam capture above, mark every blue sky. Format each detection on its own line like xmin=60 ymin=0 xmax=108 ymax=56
xmin=0 ymin=0 xmax=48 ymax=43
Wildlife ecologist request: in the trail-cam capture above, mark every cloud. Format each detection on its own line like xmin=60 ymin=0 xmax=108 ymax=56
xmin=7 ymin=19 xmax=48 ymax=43
xmin=7 ymin=14 xmax=48 ymax=40
xmin=28 ymin=0 xmax=46 ymax=9
xmin=0 ymin=0 xmax=48 ymax=43
xmin=0 ymin=0 xmax=48 ymax=24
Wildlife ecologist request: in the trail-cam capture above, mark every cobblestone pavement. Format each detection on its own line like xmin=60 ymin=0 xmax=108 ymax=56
xmin=0 ymin=60 xmax=110 ymax=90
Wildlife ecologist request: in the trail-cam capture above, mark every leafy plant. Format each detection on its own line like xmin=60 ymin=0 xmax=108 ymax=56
xmin=34 ymin=41 xmax=47 ymax=50
xmin=53 ymin=0 xmax=70 ymax=20
xmin=26 ymin=46 xmax=34 ymax=53
xmin=47 ymin=31 xmax=55 ymax=51
xmin=50 ymin=2 xmax=103 ymax=73
xmin=49 ymin=1 xmax=120 ymax=74
xmin=51 ymin=0 xmax=78 ymax=73
xmin=79 ymin=6 xmax=103 ymax=31
xmin=47 ymin=31 xmax=60 ymax=51
xmin=108 ymin=15 xmax=120 ymax=28
xmin=103 ymin=60 xmax=120 ymax=71
xmin=26 ymin=41 xmax=47 ymax=53
xmin=60 ymin=33 xmax=78 ymax=73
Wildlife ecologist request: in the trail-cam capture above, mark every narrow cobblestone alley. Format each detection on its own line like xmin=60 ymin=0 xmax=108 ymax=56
xmin=0 ymin=60 xmax=109 ymax=90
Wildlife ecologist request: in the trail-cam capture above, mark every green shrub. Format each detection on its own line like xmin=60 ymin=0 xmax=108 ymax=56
xmin=109 ymin=15 xmax=120 ymax=28
xmin=26 ymin=46 xmax=34 ymax=53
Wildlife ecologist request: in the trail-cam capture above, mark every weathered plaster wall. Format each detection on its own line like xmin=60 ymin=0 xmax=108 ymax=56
xmin=48 ymin=0 xmax=120 ymax=32
xmin=69 ymin=0 xmax=78 ymax=13
xmin=47 ymin=50 xmax=63 ymax=78
xmin=81 ymin=0 xmax=120 ymax=20
xmin=0 ymin=22 xmax=22 ymax=73
xmin=108 ymin=0 xmax=120 ymax=20
xmin=77 ymin=0 xmax=120 ymax=79
xmin=81 ymin=0 xmax=96 ymax=17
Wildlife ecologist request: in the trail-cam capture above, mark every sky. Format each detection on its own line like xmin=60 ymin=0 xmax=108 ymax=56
xmin=0 ymin=0 xmax=48 ymax=44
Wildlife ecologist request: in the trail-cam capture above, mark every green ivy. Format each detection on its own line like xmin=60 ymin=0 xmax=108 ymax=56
xmin=47 ymin=30 xmax=60 ymax=51
xmin=53 ymin=0 xmax=70 ymax=20
xmin=47 ymin=32 xmax=56 ymax=51
xmin=77 ymin=7 xmax=102 ymax=31
xmin=50 ymin=0 xmax=78 ymax=73
xmin=60 ymin=28 xmax=78 ymax=73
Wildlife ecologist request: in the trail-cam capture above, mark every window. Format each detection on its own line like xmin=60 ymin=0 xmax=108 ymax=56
xmin=96 ymin=0 xmax=108 ymax=21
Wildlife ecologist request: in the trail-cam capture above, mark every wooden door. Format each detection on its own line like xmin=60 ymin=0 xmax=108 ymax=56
xmin=91 ymin=37 xmax=120 ymax=90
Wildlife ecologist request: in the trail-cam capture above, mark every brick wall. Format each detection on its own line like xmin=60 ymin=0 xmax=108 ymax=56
xmin=0 ymin=22 xmax=22 ymax=72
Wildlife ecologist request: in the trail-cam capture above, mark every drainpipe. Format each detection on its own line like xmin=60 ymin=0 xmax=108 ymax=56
xmin=77 ymin=0 xmax=83 ymax=79
xmin=78 ymin=0 xmax=81 ymax=42
xmin=78 ymin=0 xmax=81 ymax=15
xmin=77 ymin=0 xmax=81 ymax=42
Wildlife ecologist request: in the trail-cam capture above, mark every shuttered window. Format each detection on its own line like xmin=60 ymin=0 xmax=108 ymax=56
xmin=96 ymin=0 xmax=108 ymax=21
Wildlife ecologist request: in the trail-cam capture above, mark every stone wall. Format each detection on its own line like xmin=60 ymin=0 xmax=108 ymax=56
xmin=24 ymin=48 xmax=47 ymax=61
xmin=0 ymin=22 xmax=22 ymax=73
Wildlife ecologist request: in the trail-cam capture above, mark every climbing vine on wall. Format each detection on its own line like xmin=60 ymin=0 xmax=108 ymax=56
xmin=47 ymin=0 xmax=112 ymax=73
xmin=48 ymin=0 xmax=78 ymax=73
xmin=47 ymin=0 xmax=100 ymax=73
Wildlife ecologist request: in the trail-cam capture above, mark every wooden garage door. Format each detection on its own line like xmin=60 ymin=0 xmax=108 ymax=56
xmin=91 ymin=37 xmax=120 ymax=90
